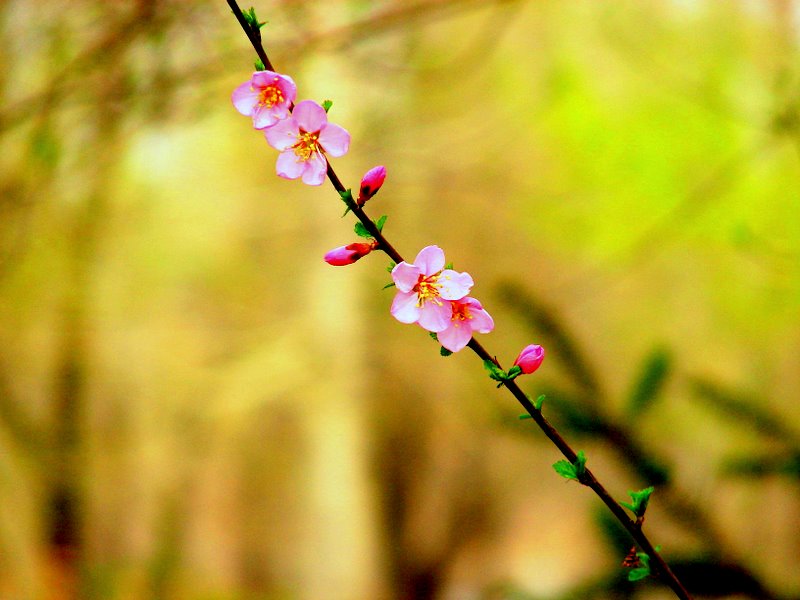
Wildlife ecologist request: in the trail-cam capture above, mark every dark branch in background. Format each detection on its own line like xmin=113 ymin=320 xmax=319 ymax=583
xmin=225 ymin=2 xmax=693 ymax=599
xmin=497 ymin=281 xmax=782 ymax=600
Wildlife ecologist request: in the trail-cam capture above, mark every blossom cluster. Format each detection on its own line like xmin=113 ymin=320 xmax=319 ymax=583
xmin=390 ymin=245 xmax=493 ymax=353
xmin=232 ymin=71 xmax=350 ymax=185
xmin=232 ymin=71 xmax=542 ymax=367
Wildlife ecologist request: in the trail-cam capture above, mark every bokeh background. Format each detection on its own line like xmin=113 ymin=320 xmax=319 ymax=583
xmin=1 ymin=1 xmax=799 ymax=599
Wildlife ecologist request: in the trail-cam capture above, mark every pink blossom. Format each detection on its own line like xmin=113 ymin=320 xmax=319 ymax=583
xmin=357 ymin=165 xmax=386 ymax=205
xmin=231 ymin=71 xmax=296 ymax=129
xmin=390 ymin=245 xmax=474 ymax=333
xmin=513 ymin=344 xmax=545 ymax=374
xmin=264 ymin=100 xmax=350 ymax=186
xmin=437 ymin=297 xmax=495 ymax=352
xmin=324 ymin=242 xmax=375 ymax=266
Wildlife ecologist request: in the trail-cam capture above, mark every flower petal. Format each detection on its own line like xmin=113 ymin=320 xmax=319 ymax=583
xmin=292 ymin=100 xmax=327 ymax=132
xmin=391 ymin=291 xmax=421 ymax=324
xmin=414 ymin=245 xmax=445 ymax=275
xmin=252 ymin=104 xmax=281 ymax=129
xmin=319 ymin=123 xmax=351 ymax=157
xmin=265 ymin=118 xmax=299 ymax=150
xmin=391 ymin=262 xmax=421 ymax=292
xmin=467 ymin=303 xmax=494 ymax=333
xmin=231 ymin=81 xmax=259 ymax=116
xmin=301 ymin=152 xmax=327 ymax=186
xmin=275 ymin=150 xmax=304 ymax=180
xmin=438 ymin=322 xmax=473 ymax=352
xmin=439 ymin=270 xmax=474 ymax=300
xmin=418 ymin=301 xmax=451 ymax=333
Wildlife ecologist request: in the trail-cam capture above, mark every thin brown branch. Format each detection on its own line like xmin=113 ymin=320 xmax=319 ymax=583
xmin=225 ymin=3 xmax=694 ymax=599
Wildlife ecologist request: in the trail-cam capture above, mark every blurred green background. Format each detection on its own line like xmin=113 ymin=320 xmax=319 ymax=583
xmin=1 ymin=1 xmax=799 ymax=599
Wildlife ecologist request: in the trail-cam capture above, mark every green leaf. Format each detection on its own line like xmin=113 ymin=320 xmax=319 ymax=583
xmin=534 ymin=394 xmax=546 ymax=410
xmin=339 ymin=188 xmax=356 ymax=216
xmin=444 ymin=262 xmax=454 ymax=270
xmin=321 ymin=99 xmax=333 ymax=113
xmin=243 ymin=7 xmax=267 ymax=30
xmin=627 ymin=348 xmax=671 ymax=417
xmin=440 ymin=347 xmax=453 ymax=357
xmin=519 ymin=414 xmax=533 ymax=420
xmin=354 ymin=222 xmax=372 ymax=238
xmin=483 ymin=360 xmax=507 ymax=382
xmin=375 ymin=215 xmax=388 ymax=232
xmin=254 ymin=58 xmax=266 ymax=71
xmin=386 ymin=261 xmax=396 ymax=273
xmin=574 ymin=450 xmax=587 ymax=478
xmin=627 ymin=567 xmax=651 ymax=581
xmin=382 ymin=281 xmax=396 ymax=290
xmin=553 ymin=459 xmax=578 ymax=481
xmin=620 ymin=486 xmax=655 ymax=518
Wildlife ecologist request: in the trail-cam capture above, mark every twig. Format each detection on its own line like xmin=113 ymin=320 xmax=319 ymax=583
xmin=225 ymin=3 xmax=694 ymax=598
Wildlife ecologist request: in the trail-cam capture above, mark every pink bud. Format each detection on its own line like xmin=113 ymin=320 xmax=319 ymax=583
xmin=357 ymin=166 xmax=386 ymax=205
xmin=513 ymin=344 xmax=545 ymax=374
xmin=324 ymin=242 xmax=375 ymax=266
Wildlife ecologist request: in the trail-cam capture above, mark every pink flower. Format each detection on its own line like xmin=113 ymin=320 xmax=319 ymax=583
xmin=390 ymin=245 xmax=474 ymax=333
xmin=232 ymin=71 xmax=296 ymax=129
xmin=357 ymin=166 xmax=386 ymax=205
xmin=324 ymin=242 xmax=376 ymax=266
xmin=264 ymin=100 xmax=350 ymax=186
xmin=513 ymin=344 xmax=545 ymax=374
xmin=437 ymin=297 xmax=495 ymax=352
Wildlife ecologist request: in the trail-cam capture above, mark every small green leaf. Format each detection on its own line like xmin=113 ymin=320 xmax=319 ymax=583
xmin=382 ymin=281 xmax=396 ymax=290
xmin=254 ymin=58 xmax=266 ymax=71
xmin=506 ymin=365 xmax=523 ymax=379
xmin=444 ymin=262 xmax=454 ymax=270
xmin=627 ymin=567 xmax=651 ymax=581
xmin=440 ymin=347 xmax=453 ymax=357
xmin=620 ymin=486 xmax=655 ymax=518
xmin=386 ymin=261 xmax=396 ymax=273
xmin=519 ymin=414 xmax=533 ymax=420
xmin=375 ymin=215 xmax=388 ymax=232
xmin=534 ymin=394 xmax=546 ymax=410
xmin=574 ymin=450 xmax=587 ymax=478
xmin=483 ymin=360 xmax=507 ymax=382
xmin=354 ymin=222 xmax=371 ymax=238
xmin=339 ymin=189 xmax=356 ymax=216
xmin=321 ymin=99 xmax=333 ymax=113
xmin=429 ymin=332 xmax=439 ymax=341
xmin=553 ymin=459 xmax=578 ymax=481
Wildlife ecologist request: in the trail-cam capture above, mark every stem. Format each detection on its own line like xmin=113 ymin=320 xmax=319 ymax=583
xmin=226 ymin=3 xmax=693 ymax=599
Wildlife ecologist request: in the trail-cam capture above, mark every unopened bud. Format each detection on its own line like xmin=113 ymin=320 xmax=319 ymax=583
xmin=324 ymin=242 xmax=375 ymax=266
xmin=357 ymin=166 xmax=386 ymax=206
xmin=513 ymin=344 xmax=545 ymax=375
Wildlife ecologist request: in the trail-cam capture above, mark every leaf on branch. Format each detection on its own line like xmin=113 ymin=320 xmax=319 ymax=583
xmin=534 ymin=394 xmax=546 ymax=410
xmin=321 ymin=99 xmax=333 ymax=113
xmin=354 ymin=222 xmax=372 ymax=238
xmin=553 ymin=450 xmax=587 ymax=482
xmin=375 ymin=215 xmax=388 ymax=232
xmin=382 ymin=281 xmax=396 ymax=290
xmin=620 ymin=486 xmax=655 ymax=518
xmin=254 ymin=59 xmax=266 ymax=71
xmin=519 ymin=414 xmax=533 ymax=420
xmin=440 ymin=347 xmax=453 ymax=357
xmin=339 ymin=188 xmax=356 ymax=216
xmin=483 ymin=360 xmax=507 ymax=383
xmin=626 ymin=550 xmax=652 ymax=581
xmin=386 ymin=261 xmax=396 ymax=273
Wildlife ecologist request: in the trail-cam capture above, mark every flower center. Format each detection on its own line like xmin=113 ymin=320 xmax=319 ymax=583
xmin=258 ymin=81 xmax=284 ymax=108
xmin=414 ymin=273 xmax=443 ymax=307
xmin=292 ymin=130 xmax=320 ymax=162
xmin=451 ymin=301 xmax=472 ymax=322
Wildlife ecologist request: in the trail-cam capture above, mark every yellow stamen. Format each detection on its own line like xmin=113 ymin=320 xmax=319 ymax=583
xmin=257 ymin=82 xmax=284 ymax=108
xmin=414 ymin=272 xmax=443 ymax=307
xmin=291 ymin=130 xmax=321 ymax=162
